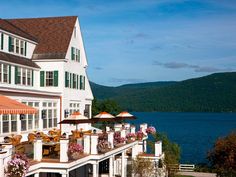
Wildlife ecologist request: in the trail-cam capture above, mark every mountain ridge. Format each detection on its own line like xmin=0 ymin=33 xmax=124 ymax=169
xmin=90 ymin=72 xmax=236 ymax=112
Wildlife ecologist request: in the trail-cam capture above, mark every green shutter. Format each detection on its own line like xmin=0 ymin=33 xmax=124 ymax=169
xmin=70 ymin=73 xmax=72 ymax=88
xmin=15 ymin=66 xmax=18 ymax=84
xmin=80 ymin=75 xmax=82 ymax=90
xmin=65 ymin=71 xmax=68 ymax=87
xmin=76 ymin=75 xmax=78 ymax=89
xmin=8 ymin=36 xmax=12 ymax=52
xmin=24 ymin=42 xmax=27 ymax=56
xmin=1 ymin=33 xmax=3 ymax=50
xmin=8 ymin=65 xmax=11 ymax=84
xmin=53 ymin=70 xmax=58 ymax=86
xmin=32 ymin=70 xmax=34 ymax=86
xmin=71 ymin=47 xmax=75 ymax=60
xmin=40 ymin=71 xmax=45 ymax=87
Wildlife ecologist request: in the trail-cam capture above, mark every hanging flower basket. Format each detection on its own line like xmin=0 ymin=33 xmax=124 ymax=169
xmin=146 ymin=126 xmax=156 ymax=134
xmin=68 ymin=143 xmax=84 ymax=160
xmin=5 ymin=153 xmax=30 ymax=177
xmin=69 ymin=152 xmax=83 ymax=160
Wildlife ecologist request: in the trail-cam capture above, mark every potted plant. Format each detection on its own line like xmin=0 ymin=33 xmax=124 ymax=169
xmin=136 ymin=131 xmax=144 ymax=140
xmin=5 ymin=153 xmax=30 ymax=177
xmin=126 ymin=133 xmax=136 ymax=142
xmin=146 ymin=126 xmax=156 ymax=135
xmin=97 ymin=140 xmax=111 ymax=153
xmin=68 ymin=143 xmax=84 ymax=160
xmin=114 ymin=132 xmax=126 ymax=147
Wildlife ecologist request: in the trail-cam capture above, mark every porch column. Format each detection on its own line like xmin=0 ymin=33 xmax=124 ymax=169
xmin=61 ymin=172 xmax=68 ymax=177
xmin=34 ymin=139 xmax=42 ymax=161
xmin=4 ymin=144 xmax=13 ymax=163
xmin=0 ymin=151 xmax=7 ymax=177
xmin=108 ymin=131 xmax=114 ymax=148
xmin=17 ymin=114 xmax=21 ymax=134
xmin=121 ymin=151 xmax=125 ymax=177
xmin=93 ymin=162 xmax=99 ymax=177
xmin=132 ymin=144 xmax=138 ymax=159
xmin=130 ymin=126 xmax=135 ymax=134
xmin=83 ymin=134 xmax=90 ymax=154
xmin=121 ymin=129 xmax=126 ymax=138
xmin=91 ymin=134 xmax=98 ymax=154
xmin=34 ymin=173 xmax=39 ymax=177
xmin=60 ymin=138 xmax=69 ymax=162
xmin=109 ymin=156 xmax=114 ymax=177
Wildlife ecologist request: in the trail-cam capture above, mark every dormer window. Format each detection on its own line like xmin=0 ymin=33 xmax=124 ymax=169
xmin=0 ymin=33 xmax=4 ymax=50
xmin=16 ymin=39 xmax=20 ymax=54
xmin=20 ymin=41 xmax=25 ymax=55
xmin=9 ymin=36 xmax=14 ymax=52
xmin=8 ymin=36 xmax=26 ymax=56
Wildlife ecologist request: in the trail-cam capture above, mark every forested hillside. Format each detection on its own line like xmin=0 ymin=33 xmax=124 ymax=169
xmin=90 ymin=72 xmax=236 ymax=112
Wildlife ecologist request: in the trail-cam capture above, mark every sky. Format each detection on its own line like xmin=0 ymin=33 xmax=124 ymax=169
xmin=0 ymin=0 xmax=236 ymax=86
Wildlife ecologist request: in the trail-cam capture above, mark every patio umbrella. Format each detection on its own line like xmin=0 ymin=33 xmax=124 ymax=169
xmin=92 ymin=111 xmax=116 ymax=122
xmin=115 ymin=111 xmax=137 ymax=121
xmin=58 ymin=112 xmax=94 ymax=124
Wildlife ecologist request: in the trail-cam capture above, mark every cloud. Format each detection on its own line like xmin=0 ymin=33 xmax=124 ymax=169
xmin=153 ymin=61 xmax=232 ymax=73
xmin=133 ymin=32 xmax=149 ymax=39
xmin=109 ymin=77 xmax=146 ymax=84
xmin=94 ymin=67 xmax=104 ymax=70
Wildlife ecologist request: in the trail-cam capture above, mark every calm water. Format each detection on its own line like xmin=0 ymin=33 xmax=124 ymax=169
xmin=130 ymin=112 xmax=236 ymax=164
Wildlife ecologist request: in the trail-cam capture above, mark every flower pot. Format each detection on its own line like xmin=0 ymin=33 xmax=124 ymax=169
xmin=69 ymin=152 xmax=83 ymax=160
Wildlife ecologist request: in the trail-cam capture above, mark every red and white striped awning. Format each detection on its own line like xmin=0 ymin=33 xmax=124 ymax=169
xmin=0 ymin=95 xmax=37 ymax=114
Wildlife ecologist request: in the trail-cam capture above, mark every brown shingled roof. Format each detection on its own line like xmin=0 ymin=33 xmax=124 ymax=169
xmin=0 ymin=19 xmax=37 ymax=42
xmin=7 ymin=16 xmax=77 ymax=59
xmin=0 ymin=51 xmax=40 ymax=68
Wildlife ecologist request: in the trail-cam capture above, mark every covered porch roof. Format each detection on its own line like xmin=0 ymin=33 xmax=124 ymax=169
xmin=0 ymin=95 xmax=37 ymax=114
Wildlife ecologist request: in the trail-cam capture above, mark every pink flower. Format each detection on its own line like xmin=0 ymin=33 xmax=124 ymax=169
xmin=68 ymin=143 xmax=84 ymax=154
xmin=146 ymin=126 xmax=156 ymax=134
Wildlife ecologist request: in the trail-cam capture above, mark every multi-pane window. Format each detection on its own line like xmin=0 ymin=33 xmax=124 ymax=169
xmin=27 ymin=70 xmax=31 ymax=86
xmin=40 ymin=71 xmax=58 ymax=87
xmin=46 ymin=71 xmax=53 ymax=86
xmin=34 ymin=102 xmax=39 ymax=129
xmin=0 ymin=63 xmax=11 ymax=84
xmin=8 ymin=36 xmax=26 ymax=56
xmin=80 ymin=75 xmax=85 ymax=90
xmin=16 ymin=39 xmax=20 ymax=54
xmin=20 ymin=41 xmax=25 ymax=55
xmin=22 ymin=68 xmax=26 ymax=85
xmin=65 ymin=72 xmax=80 ymax=89
xmin=3 ymin=64 xmax=8 ymax=83
xmin=11 ymin=115 xmax=17 ymax=132
xmin=2 ymin=115 xmax=9 ymax=133
xmin=9 ymin=36 xmax=14 ymax=52
xmin=15 ymin=66 xmax=33 ymax=86
xmin=2 ymin=114 xmax=17 ymax=134
xmin=71 ymin=47 xmax=80 ymax=62
xmin=69 ymin=103 xmax=80 ymax=115
xmin=43 ymin=101 xmax=57 ymax=129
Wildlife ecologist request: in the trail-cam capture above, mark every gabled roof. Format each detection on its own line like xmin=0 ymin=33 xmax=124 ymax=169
xmin=0 ymin=51 xmax=40 ymax=68
xmin=0 ymin=19 xmax=37 ymax=42
xmin=7 ymin=16 xmax=77 ymax=59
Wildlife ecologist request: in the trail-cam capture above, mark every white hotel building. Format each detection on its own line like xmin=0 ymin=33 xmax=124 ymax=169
xmin=0 ymin=16 xmax=164 ymax=177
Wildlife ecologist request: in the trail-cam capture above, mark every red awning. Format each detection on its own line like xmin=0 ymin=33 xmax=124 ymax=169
xmin=0 ymin=95 xmax=38 ymax=114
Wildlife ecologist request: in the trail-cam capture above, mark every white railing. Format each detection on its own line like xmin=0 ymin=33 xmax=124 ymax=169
xmin=179 ymin=164 xmax=195 ymax=172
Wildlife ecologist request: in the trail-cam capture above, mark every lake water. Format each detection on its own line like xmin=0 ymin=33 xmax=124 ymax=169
xmin=130 ymin=112 xmax=236 ymax=164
